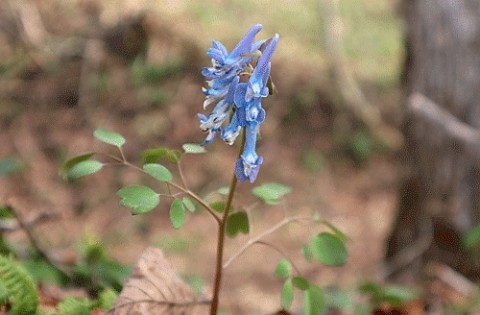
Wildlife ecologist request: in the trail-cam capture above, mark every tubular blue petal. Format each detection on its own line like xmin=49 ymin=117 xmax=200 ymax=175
xmin=234 ymin=83 xmax=249 ymax=108
xmin=255 ymin=34 xmax=279 ymax=80
xmin=247 ymin=34 xmax=278 ymax=99
xmin=228 ymin=24 xmax=263 ymax=62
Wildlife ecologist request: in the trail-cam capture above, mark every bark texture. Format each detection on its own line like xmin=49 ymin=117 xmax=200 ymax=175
xmin=386 ymin=0 xmax=480 ymax=280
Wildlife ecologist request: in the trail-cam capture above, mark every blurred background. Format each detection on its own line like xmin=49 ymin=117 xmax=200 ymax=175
xmin=1 ymin=0 xmax=479 ymax=314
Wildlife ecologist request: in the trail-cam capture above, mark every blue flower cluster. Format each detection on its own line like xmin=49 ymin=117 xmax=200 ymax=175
xmin=199 ymin=24 xmax=279 ymax=183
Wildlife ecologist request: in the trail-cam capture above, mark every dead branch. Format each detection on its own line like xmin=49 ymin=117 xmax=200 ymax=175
xmin=426 ymin=261 xmax=479 ymax=298
xmin=4 ymin=203 xmax=72 ymax=279
xmin=408 ymin=93 xmax=480 ymax=159
xmin=7 ymin=0 xmax=48 ymax=48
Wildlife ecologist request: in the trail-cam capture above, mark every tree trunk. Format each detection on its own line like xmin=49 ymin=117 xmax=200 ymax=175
xmin=386 ymin=0 xmax=480 ymax=280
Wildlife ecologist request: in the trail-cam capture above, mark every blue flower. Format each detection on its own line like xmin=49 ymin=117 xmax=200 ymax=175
xmin=199 ymin=25 xmax=279 ymax=183
xmin=199 ymin=76 xmax=239 ymax=145
xmin=235 ymin=122 xmax=263 ymax=183
xmin=245 ymin=34 xmax=279 ymax=102
xmin=201 ymin=24 xmax=264 ymax=108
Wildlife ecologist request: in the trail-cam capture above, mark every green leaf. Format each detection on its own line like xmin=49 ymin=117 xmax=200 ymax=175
xmin=66 ymin=160 xmax=103 ymax=181
xmin=170 ymin=199 xmax=186 ymax=229
xmin=98 ymin=288 xmax=117 ymax=310
xmin=58 ymin=296 xmax=92 ymax=315
xmin=182 ymin=143 xmax=206 ymax=154
xmin=22 ymin=258 xmax=68 ymax=285
xmin=225 ymin=211 xmax=249 ymax=237
xmin=382 ymin=286 xmax=417 ymax=307
xmin=210 ymin=201 xmax=226 ymax=213
xmin=142 ymin=147 xmax=182 ymax=164
xmin=117 ymin=185 xmax=159 ymax=215
xmin=217 ymin=187 xmax=230 ymax=195
xmin=304 ymin=285 xmax=325 ymax=315
xmin=252 ymin=182 xmax=291 ymax=204
xmin=0 ymin=207 xmax=13 ymax=219
xmin=0 ymin=158 xmax=23 ymax=177
xmin=143 ymin=163 xmax=173 ymax=182
xmin=359 ymin=282 xmax=417 ymax=307
xmin=310 ymin=232 xmax=348 ymax=266
xmin=0 ymin=281 xmax=7 ymax=304
xmin=62 ymin=153 xmax=95 ymax=175
xmin=182 ymin=197 xmax=196 ymax=213
xmin=94 ymin=129 xmax=126 ymax=147
xmin=320 ymin=220 xmax=349 ymax=242
xmin=281 ymin=279 xmax=294 ymax=310
xmin=292 ymin=276 xmax=310 ymax=291
xmin=463 ymin=225 xmax=480 ymax=249
xmin=274 ymin=259 xmax=292 ymax=278
xmin=302 ymin=244 xmax=314 ymax=262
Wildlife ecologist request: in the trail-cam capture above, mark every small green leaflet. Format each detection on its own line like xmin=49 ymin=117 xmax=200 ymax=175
xmin=217 ymin=187 xmax=230 ymax=195
xmin=182 ymin=143 xmax=206 ymax=154
xmin=310 ymin=232 xmax=347 ymax=266
xmin=170 ymin=199 xmax=186 ymax=229
xmin=302 ymin=244 xmax=314 ymax=262
xmin=62 ymin=153 xmax=95 ymax=174
xmin=143 ymin=163 xmax=172 ymax=182
xmin=273 ymin=259 xmax=292 ymax=279
xmin=142 ymin=147 xmax=182 ymax=164
xmin=94 ymin=129 xmax=126 ymax=147
xmin=182 ymin=197 xmax=196 ymax=213
xmin=252 ymin=182 xmax=291 ymax=205
xmin=117 ymin=185 xmax=159 ymax=215
xmin=225 ymin=211 xmax=249 ymax=237
xmin=303 ymin=285 xmax=325 ymax=315
xmin=319 ymin=219 xmax=349 ymax=242
xmin=209 ymin=201 xmax=226 ymax=213
xmin=292 ymin=276 xmax=309 ymax=291
xmin=281 ymin=279 xmax=294 ymax=310
xmin=66 ymin=160 xmax=103 ymax=181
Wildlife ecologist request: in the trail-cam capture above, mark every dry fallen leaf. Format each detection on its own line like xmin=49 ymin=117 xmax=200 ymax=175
xmin=108 ymin=247 xmax=210 ymax=315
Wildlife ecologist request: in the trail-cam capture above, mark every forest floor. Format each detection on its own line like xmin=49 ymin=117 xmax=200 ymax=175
xmin=0 ymin=1 xmax=438 ymax=314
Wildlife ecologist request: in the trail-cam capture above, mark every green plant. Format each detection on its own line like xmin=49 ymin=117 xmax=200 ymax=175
xmin=63 ymin=24 xmax=349 ymax=315
xmin=71 ymin=234 xmax=131 ymax=295
xmin=0 ymin=255 xmax=39 ymax=315
xmin=49 ymin=289 xmax=117 ymax=315
xmin=359 ymin=281 xmax=418 ymax=310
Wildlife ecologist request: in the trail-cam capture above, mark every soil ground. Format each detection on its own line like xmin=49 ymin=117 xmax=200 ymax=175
xmin=0 ymin=2 xmax=403 ymax=313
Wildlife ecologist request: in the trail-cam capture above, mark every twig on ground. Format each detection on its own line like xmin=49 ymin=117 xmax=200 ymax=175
xmin=319 ymin=0 xmax=403 ymax=149
xmin=8 ymin=0 xmax=47 ymax=48
xmin=5 ymin=203 xmax=72 ymax=279
xmin=408 ymin=93 xmax=480 ymax=159
xmin=426 ymin=261 xmax=479 ymax=298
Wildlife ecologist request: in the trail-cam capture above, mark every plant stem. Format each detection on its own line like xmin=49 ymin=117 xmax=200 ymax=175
xmin=210 ymin=132 xmax=245 ymax=315
xmin=222 ymin=216 xmax=309 ymax=269
xmin=210 ymin=171 xmax=238 ymax=315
